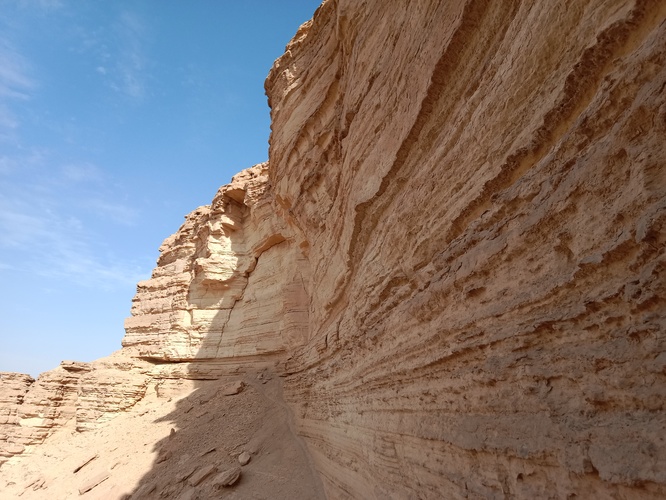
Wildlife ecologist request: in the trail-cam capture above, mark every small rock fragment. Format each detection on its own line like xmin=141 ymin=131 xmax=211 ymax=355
xmin=238 ymin=451 xmax=251 ymax=466
xmin=199 ymin=446 xmax=216 ymax=457
xmin=212 ymin=467 xmax=241 ymax=488
xmin=156 ymin=449 xmax=172 ymax=463
xmin=176 ymin=488 xmax=197 ymax=500
xmin=133 ymin=483 xmax=156 ymax=497
xmin=188 ymin=464 xmax=216 ymax=486
xmin=175 ymin=465 xmax=197 ymax=483
xmin=78 ymin=471 xmax=110 ymax=495
xmin=73 ymin=452 xmax=99 ymax=473
xmin=219 ymin=380 xmax=245 ymax=396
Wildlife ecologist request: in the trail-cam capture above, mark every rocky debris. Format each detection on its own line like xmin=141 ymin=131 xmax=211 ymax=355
xmin=175 ymin=488 xmax=197 ymax=500
xmin=219 ymin=380 xmax=245 ymax=396
xmin=0 ymin=369 xmax=325 ymax=500
xmin=156 ymin=448 xmax=172 ymax=463
xmin=77 ymin=470 xmax=109 ymax=495
xmin=237 ymin=451 xmax=251 ymax=466
xmin=187 ymin=464 xmax=216 ymax=487
xmin=212 ymin=466 xmax=241 ymax=488
xmin=25 ymin=475 xmax=47 ymax=491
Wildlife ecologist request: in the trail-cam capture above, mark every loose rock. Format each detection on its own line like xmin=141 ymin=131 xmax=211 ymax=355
xmin=188 ymin=464 xmax=216 ymax=486
xmin=212 ymin=466 xmax=241 ymax=488
xmin=219 ymin=381 xmax=245 ymax=396
xmin=238 ymin=451 xmax=251 ymax=466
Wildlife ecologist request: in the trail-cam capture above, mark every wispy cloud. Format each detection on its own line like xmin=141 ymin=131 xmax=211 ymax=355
xmin=84 ymin=198 xmax=138 ymax=226
xmin=0 ymin=38 xmax=35 ymax=138
xmin=61 ymin=162 xmax=104 ymax=183
xmin=0 ymin=40 xmax=34 ymax=99
xmin=0 ymin=156 xmax=148 ymax=289
xmin=107 ymin=10 xmax=148 ymax=99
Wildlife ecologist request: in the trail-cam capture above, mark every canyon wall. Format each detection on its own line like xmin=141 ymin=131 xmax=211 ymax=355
xmin=2 ymin=0 xmax=665 ymax=498
xmin=265 ymin=0 xmax=666 ymax=497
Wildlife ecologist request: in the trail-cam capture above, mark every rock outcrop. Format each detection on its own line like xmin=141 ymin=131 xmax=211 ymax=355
xmin=262 ymin=0 xmax=666 ymax=497
xmin=0 ymin=373 xmax=34 ymax=464
xmin=2 ymin=0 xmax=666 ymax=498
xmin=123 ymin=163 xmax=310 ymax=365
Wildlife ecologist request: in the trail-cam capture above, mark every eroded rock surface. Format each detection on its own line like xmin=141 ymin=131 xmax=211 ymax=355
xmin=2 ymin=0 xmax=665 ymax=498
xmin=123 ymin=163 xmax=310 ymax=364
xmin=265 ymin=0 xmax=666 ymax=497
xmin=0 ymin=373 xmax=34 ymax=463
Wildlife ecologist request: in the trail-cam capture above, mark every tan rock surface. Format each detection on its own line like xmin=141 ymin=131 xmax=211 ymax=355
xmin=0 ymin=374 xmax=324 ymax=499
xmin=265 ymin=0 xmax=666 ymax=497
xmin=122 ymin=162 xmax=310 ymax=364
xmin=0 ymin=372 xmax=34 ymax=463
xmin=2 ymin=0 xmax=665 ymax=498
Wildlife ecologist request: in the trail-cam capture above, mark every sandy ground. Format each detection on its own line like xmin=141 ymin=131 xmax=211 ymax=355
xmin=0 ymin=372 xmax=325 ymax=499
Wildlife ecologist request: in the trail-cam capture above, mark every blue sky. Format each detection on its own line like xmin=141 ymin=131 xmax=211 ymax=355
xmin=0 ymin=1 xmax=321 ymax=377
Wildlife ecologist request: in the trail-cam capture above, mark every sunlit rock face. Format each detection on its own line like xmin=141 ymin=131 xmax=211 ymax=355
xmin=0 ymin=373 xmax=34 ymax=464
xmin=265 ymin=0 xmax=666 ymax=497
xmin=122 ymin=163 xmax=311 ymax=363
xmin=3 ymin=0 xmax=665 ymax=497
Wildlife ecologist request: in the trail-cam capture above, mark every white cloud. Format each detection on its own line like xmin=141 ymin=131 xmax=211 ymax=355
xmin=0 ymin=42 xmax=34 ymax=100
xmin=0 ymin=157 xmax=148 ymax=289
xmin=0 ymin=38 xmax=34 ymax=139
xmin=0 ymin=194 xmax=146 ymax=288
xmin=107 ymin=10 xmax=148 ymax=99
xmin=61 ymin=163 xmax=104 ymax=183
xmin=84 ymin=198 xmax=138 ymax=226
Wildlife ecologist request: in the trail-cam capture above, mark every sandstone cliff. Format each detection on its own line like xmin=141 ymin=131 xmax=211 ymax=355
xmin=2 ymin=0 xmax=665 ymax=498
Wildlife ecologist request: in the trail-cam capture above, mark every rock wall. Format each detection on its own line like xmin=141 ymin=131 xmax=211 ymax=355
xmin=0 ymin=373 xmax=34 ymax=464
xmin=122 ymin=163 xmax=310 ymax=364
xmin=0 ymin=358 xmax=151 ymax=461
xmin=2 ymin=0 xmax=665 ymax=498
xmin=265 ymin=0 xmax=666 ymax=497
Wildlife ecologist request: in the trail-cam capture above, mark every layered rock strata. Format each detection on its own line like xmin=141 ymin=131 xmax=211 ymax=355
xmin=2 ymin=0 xmax=666 ymax=498
xmin=0 ymin=373 xmax=34 ymax=463
xmin=264 ymin=0 xmax=666 ymax=497
xmin=0 ymin=358 xmax=150 ymax=461
xmin=122 ymin=163 xmax=310 ymax=365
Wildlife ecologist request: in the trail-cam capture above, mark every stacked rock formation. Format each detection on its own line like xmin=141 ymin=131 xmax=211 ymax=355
xmin=122 ymin=163 xmax=310 ymax=365
xmin=2 ymin=0 xmax=665 ymax=498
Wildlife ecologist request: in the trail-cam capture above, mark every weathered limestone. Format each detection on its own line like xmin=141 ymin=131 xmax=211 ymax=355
xmin=122 ymin=163 xmax=310 ymax=364
xmin=0 ymin=357 xmax=152 ymax=459
xmin=265 ymin=0 xmax=666 ymax=497
xmin=3 ymin=1 xmax=665 ymax=498
xmin=0 ymin=372 xmax=34 ymax=463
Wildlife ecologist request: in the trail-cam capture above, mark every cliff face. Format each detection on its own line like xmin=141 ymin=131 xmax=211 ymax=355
xmin=2 ymin=0 xmax=665 ymax=498
xmin=123 ymin=163 xmax=310 ymax=364
xmin=265 ymin=0 xmax=666 ymax=497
